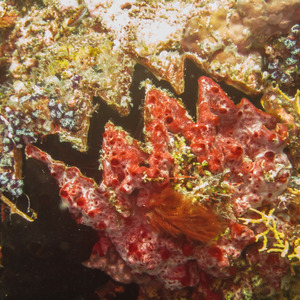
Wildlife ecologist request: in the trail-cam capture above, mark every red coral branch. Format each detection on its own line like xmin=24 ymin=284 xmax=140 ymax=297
xmin=25 ymin=76 xmax=291 ymax=294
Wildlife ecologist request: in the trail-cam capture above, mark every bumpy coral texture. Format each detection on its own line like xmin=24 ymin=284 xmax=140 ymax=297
xmin=26 ymin=77 xmax=291 ymax=291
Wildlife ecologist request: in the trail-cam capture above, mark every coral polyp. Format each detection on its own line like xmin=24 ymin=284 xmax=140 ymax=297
xmin=264 ymin=23 xmax=300 ymax=94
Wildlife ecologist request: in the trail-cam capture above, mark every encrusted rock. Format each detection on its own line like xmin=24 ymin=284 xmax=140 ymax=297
xmin=26 ymin=77 xmax=292 ymax=296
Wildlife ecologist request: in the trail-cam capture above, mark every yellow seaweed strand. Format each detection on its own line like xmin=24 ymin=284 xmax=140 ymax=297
xmin=239 ymin=208 xmax=288 ymax=256
xmin=0 ymin=193 xmax=37 ymax=222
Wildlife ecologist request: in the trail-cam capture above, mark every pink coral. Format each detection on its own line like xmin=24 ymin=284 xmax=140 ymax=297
xmin=25 ymin=76 xmax=291 ymax=294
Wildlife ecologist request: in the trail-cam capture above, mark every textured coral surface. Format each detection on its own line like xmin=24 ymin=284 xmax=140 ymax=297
xmin=26 ymin=77 xmax=293 ymax=297
xmin=0 ymin=1 xmax=300 ymax=299
xmin=1 ymin=0 xmax=299 ymax=201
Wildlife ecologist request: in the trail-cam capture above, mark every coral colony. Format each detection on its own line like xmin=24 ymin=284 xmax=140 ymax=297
xmin=26 ymin=77 xmax=293 ymax=298
xmin=1 ymin=0 xmax=300 ymax=299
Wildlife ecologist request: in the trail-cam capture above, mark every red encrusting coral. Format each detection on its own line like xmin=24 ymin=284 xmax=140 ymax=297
xmin=25 ymin=76 xmax=291 ymax=296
